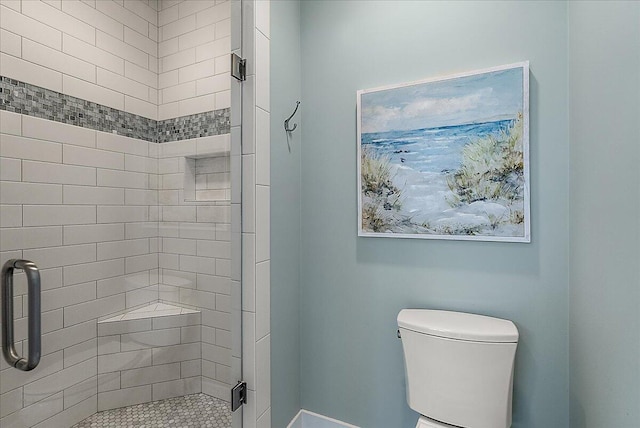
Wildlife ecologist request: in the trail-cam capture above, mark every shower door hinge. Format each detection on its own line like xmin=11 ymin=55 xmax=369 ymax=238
xmin=231 ymin=381 xmax=247 ymax=411
xmin=231 ymin=53 xmax=246 ymax=81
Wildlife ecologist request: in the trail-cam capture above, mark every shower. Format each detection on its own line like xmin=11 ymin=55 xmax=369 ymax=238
xmin=0 ymin=0 xmax=271 ymax=427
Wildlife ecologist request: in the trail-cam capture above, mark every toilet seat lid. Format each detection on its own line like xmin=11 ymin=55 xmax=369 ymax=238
xmin=398 ymin=309 xmax=519 ymax=343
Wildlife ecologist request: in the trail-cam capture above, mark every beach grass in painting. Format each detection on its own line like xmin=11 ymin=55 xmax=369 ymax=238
xmin=357 ymin=62 xmax=529 ymax=242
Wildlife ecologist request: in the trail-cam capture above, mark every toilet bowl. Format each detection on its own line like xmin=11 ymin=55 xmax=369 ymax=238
xmin=398 ymin=309 xmax=519 ymax=428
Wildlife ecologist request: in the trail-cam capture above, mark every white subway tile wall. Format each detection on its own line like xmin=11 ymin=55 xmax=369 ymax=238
xmin=0 ymin=0 xmax=160 ymax=119
xmin=157 ymin=134 xmax=232 ymax=400
xmin=0 ymin=124 xmax=232 ymax=424
xmin=158 ymin=0 xmax=230 ymax=120
xmin=0 ymin=109 xmax=159 ymax=427
xmin=96 ymin=304 xmax=202 ymax=409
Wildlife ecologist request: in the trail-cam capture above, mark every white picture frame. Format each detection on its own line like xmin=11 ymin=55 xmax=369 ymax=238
xmin=357 ymin=62 xmax=530 ymax=242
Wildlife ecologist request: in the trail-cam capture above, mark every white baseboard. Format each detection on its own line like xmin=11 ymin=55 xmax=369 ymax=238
xmin=286 ymin=409 xmax=360 ymax=428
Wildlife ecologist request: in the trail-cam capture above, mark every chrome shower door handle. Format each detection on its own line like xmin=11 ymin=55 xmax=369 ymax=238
xmin=1 ymin=259 xmax=41 ymax=371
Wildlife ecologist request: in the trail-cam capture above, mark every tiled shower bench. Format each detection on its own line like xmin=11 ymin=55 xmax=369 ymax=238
xmin=96 ymin=303 xmax=202 ymax=411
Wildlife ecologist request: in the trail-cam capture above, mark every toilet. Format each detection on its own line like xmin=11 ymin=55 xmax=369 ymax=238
xmin=397 ymin=309 xmax=519 ymax=428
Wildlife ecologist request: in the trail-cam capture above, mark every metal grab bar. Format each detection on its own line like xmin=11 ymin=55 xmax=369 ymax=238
xmin=1 ymin=259 xmax=41 ymax=371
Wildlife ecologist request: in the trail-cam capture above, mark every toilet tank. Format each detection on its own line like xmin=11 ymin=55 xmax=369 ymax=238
xmin=398 ymin=310 xmax=518 ymax=428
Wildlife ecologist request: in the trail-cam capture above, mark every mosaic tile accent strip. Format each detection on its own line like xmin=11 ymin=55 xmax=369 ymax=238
xmin=0 ymin=76 xmax=157 ymax=142
xmin=71 ymin=393 xmax=232 ymax=428
xmin=157 ymin=109 xmax=231 ymax=143
xmin=0 ymin=76 xmax=230 ymax=143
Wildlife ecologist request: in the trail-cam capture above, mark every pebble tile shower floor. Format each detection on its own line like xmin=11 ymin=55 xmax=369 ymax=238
xmin=71 ymin=394 xmax=231 ymax=428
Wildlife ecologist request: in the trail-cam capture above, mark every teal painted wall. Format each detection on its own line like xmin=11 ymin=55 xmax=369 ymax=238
xmin=270 ymin=1 xmax=302 ymax=427
xmin=298 ymin=2 xmax=569 ymax=427
xmin=568 ymin=2 xmax=640 ymax=427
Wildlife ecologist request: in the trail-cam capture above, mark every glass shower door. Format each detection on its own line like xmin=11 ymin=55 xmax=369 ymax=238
xmin=0 ymin=89 xmax=240 ymax=428
xmin=0 ymin=0 xmax=242 ymax=426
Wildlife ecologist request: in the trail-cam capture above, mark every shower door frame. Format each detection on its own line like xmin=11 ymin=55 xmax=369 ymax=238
xmin=230 ymin=0 xmax=243 ymax=427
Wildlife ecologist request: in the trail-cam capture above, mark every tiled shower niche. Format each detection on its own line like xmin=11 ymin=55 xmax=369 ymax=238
xmin=186 ymin=156 xmax=231 ymax=202
xmin=183 ymin=137 xmax=232 ymax=203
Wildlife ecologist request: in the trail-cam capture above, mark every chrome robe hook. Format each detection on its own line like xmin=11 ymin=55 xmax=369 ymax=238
xmin=284 ymin=101 xmax=300 ymax=133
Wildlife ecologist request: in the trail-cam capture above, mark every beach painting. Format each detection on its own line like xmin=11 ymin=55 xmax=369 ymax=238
xmin=357 ymin=62 xmax=530 ymax=242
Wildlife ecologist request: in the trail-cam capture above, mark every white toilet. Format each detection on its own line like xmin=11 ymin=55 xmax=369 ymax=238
xmin=397 ymin=309 xmax=519 ymax=428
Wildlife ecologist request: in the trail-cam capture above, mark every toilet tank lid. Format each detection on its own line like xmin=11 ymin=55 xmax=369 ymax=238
xmin=397 ymin=309 xmax=519 ymax=343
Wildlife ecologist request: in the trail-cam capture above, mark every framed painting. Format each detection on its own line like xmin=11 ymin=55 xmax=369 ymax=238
xmin=357 ymin=62 xmax=530 ymax=242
